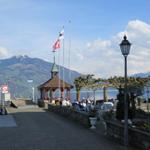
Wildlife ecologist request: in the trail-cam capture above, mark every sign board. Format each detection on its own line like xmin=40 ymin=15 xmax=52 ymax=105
xmin=27 ymin=80 xmax=33 ymax=83
xmin=2 ymin=93 xmax=11 ymax=101
xmin=1 ymin=85 xmax=8 ymax=93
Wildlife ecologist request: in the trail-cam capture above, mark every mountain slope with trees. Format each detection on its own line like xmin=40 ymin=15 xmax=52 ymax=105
xmin=0 ymin=55 xmax=81 ymax=98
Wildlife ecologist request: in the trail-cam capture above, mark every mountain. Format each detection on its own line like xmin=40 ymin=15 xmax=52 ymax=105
xmin=0 ymin=55 xmax=81 ymax=98
xmin=132 ymin=71 xmax=150 ymax=78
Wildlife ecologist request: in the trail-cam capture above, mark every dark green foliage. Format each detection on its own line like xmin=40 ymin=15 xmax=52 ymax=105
xmin=116 ymin=88 xmax=125 ymax=120
xmin=116 ymin=87 xmax=136 ymax=120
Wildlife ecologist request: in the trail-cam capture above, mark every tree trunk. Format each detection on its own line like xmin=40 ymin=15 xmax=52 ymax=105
xmin=93 ymin=90 xmax=96 ymax=105
xmin=76 ymin=90 xmax=80 ymax=102
xmin=103 ymin=86 xmax=108 ymax=102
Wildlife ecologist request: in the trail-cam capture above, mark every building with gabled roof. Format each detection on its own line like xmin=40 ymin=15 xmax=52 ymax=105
xmin=38 ymin=60 xmax=73 ymax=102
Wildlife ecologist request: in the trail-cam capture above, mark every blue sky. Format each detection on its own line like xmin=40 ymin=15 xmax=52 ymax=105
xmin=0 ymin=0 xmax=150 ymax=77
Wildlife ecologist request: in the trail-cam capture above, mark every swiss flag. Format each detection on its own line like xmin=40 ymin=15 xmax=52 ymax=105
xmin=53 ymin=39 xmax=60 ymax=51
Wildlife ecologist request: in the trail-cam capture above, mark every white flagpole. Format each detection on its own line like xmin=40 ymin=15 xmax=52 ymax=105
xmin=53 ymin=27 xmax=65 ymax=99
xmin=52 ymin=51 xmax=56 ymax=100
xmin=68 ymin=20 xmax=72 ymax=84
xmin=58 ymin=50 xmax=61 ymax=98
xmin=62 ymin=26 xmax=65 ymax=99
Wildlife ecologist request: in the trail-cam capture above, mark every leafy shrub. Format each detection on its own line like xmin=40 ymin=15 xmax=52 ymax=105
xmin=134 ymin=121 xmax=150 ymax=133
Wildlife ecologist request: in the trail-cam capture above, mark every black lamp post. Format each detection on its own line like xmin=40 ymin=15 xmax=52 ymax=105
xmin=120 ymin=35 xmax=131 ymax=147
xmin=146 ymin=81 xmax=150 ymax=112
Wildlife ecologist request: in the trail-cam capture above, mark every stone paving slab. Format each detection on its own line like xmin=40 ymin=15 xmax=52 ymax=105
xmin=0 ymin=115 xmax=17 ymax=127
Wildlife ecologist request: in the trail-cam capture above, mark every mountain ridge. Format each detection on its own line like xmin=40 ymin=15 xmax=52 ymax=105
xmin=131 ymin=71 xmax=150 ymax=77
xmin=0 ymin=55 xmax=81 ymax=98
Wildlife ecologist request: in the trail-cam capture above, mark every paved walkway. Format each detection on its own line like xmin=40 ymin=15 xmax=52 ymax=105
xmin=0 ymin=115 xmax=17 ymax=127
xmin=0 ymin=107 xmax=132 ymax=150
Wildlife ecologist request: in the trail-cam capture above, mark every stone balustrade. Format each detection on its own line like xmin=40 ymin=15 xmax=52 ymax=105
xmin=105 ymin=120 xmax=150 ymax=150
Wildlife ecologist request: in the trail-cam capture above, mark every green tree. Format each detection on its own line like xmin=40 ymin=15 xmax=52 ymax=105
xmin=108 ymin=76 xmax=150 ymax=120
xmin=74 ymin=75 xmax=93 ymax=101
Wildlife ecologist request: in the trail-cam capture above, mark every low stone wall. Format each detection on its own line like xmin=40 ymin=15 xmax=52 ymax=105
xmin=48 ymin=104 xmax=90 ymax=127
xmin=11 ymin=100 xmax=34 ymax=108
xmin=105 ymin=120 xmax=150 ymax=150
xmin=106 ymin=120 xmax=124 ymax=142
xmin=130 ymin=128 xmax=150 ymax=150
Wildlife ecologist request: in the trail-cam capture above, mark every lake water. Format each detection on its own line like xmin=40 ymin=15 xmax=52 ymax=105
xmin=70 ymin=88 xmax=118 ymax=102
xmin=53 ymin=87 xmax=150 ymax=102
xmin=70 ymin=87 xmax=150 ymax=102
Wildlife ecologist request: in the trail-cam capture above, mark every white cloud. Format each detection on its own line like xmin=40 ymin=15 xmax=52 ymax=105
xmin=87 ymin=39 xmax=111 ymax=50
xmin=70 ymin=19 xmax=150 ymax=78
xmin=76 ymin=53 xmax=84 ymax=60
xmin=0 ymin=47 xmax=9 ymax=58
xmin=127 ymin=20 xmax=150 ymax=35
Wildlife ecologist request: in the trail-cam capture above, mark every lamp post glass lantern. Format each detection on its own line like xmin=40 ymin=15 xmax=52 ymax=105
xmin=120 ymin=35 xmax=131 ymax=147
xmin=120 ymin=35 xmax=131 ymax=56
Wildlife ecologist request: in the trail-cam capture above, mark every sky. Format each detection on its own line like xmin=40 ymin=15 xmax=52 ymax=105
xmin=0 ymin=0 xmax=150 ymax=78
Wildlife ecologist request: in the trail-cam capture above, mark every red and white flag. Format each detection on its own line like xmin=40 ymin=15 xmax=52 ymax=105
xmin=53 ymin=39 xmax=60 ymax=51
xmin=52 ymin=27 xmax=64 ymax=52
